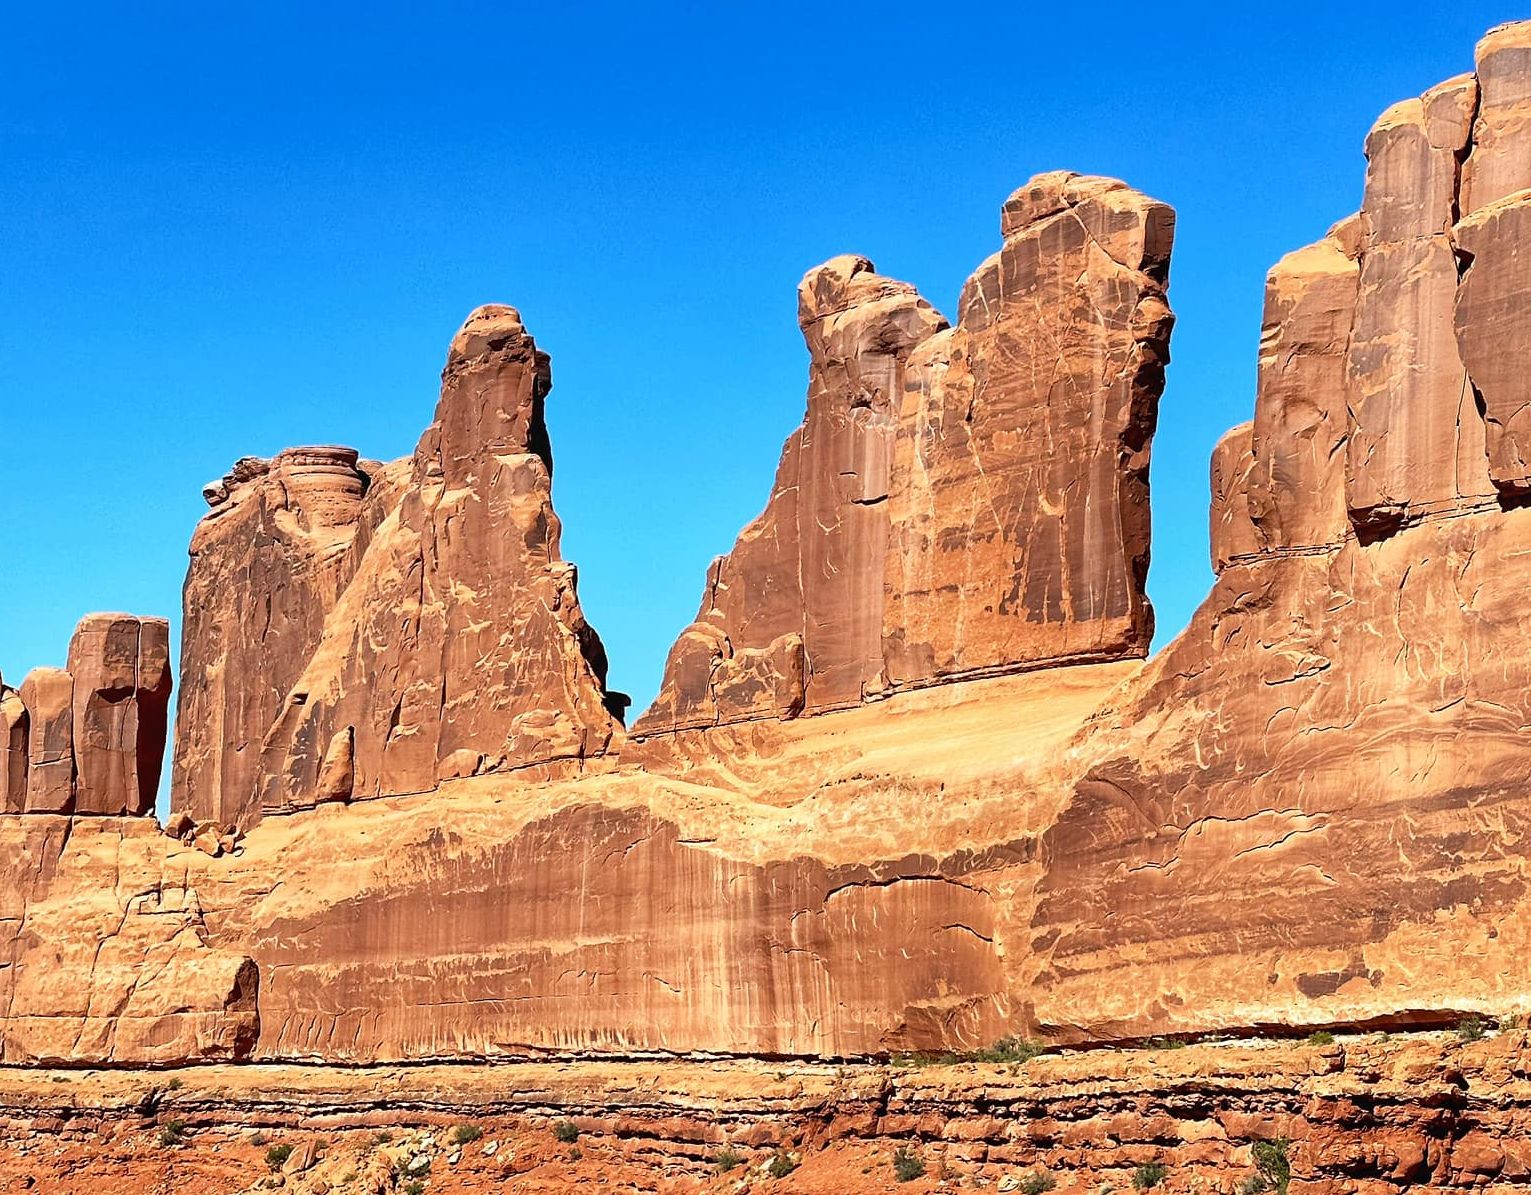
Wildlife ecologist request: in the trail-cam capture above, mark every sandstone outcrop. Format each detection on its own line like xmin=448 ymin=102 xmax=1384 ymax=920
xmin=0 ymin=1035 xmax=1527 ymax=1194
xmin=637 ymin=173 xmax=1173 ymax=734
xmin=173 ymin=305 xmax=622 ymax=828
xmin=173 ymin=446 xmax=404 ymax=830
xmin=4 ymin=20 xmax=1531 ymax=1074
xmin=0 ymin=615 xmax=171 ymax=817
xmin=0 ymin=817 xmax=258 ymax=1065
xmin=1029 ymin=20 xmax=1531 ymax=1042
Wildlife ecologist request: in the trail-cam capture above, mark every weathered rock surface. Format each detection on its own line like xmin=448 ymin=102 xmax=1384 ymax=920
xmin=173 ymin=446 xmax=402 ymax=830
xmin=1029 ymin=20 xmax=1531 ymax=1042
xmin=174 ymin=306 xmax=622 ymax=828
xmin=6 ymin=20 xmax=1531 ymax=1073
xmin=1 ymin=616 xmax=171 ymax=817
xmin=1344 ymin=70 xmax=1491 ymax=532
xmin=68 ymin=614 xmax=172 ymax=816
xmin=0 ymin=817 xmax=258 ymax=1065
xmin=638 ymin=173 xmax=1173 ymax=734
xmin=883 ymin=172 xmax=1173 ymax=689
xmin=0 ymin=1035 xmax=1528 ymax=1194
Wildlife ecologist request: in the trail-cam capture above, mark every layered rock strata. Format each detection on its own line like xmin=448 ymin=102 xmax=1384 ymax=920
xmin=636 ymin=172 xmax=1174 ymax=734
xmin=0 ymin=614 xmax=171 ymax=816
xmin=0 ymin=1035 xmax=1528 ymax=1194
xmin=173 ymin=306 xmax=622 ymax=828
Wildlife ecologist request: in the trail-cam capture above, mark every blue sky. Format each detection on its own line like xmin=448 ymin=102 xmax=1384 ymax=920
xmin=0 ymin=3 xmax=1522 ymax=774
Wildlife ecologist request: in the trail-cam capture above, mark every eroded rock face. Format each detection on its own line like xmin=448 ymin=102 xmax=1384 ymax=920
xmin=637 ymin=256 xmax=948 ymax=732
xmin=0 ymin=616 xmax=172 ymax=819
xmin=0 ymin=817 xmax=258 ymax=1065
xmin=1028 ymin=21 xmax=1531 ymax=1041
xmin=174 ymin=306 xmax=621 ymax=826
xmin=174 ymin=446 xmax=395 ymax=830
xmin=638 ymin=173 xmax=1174 ymax=735
xmin=68 ymin=614 xmax=172 ymax=816
xmin=884 ymin=172 xmax=1172 ymax=688
xmin=8 ymin=20 xmax=1531 ymax=1070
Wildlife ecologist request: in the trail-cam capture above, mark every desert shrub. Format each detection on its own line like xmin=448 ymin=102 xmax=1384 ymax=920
xmin=975 ymin=1035 xmax=1044 ymax=1064
xmin=1144 ymin=1037 xmax=1185 ymax=1051
xmin=892 ymin=1145 xmax=925 ymax=1182
xmin=714 ymin=1147 xmax=744 ymax=1173
xmin=1019 ymin=1170 xmax=1057 ymax=1194
xmin=450 ymin=1122 xmax=483 ymax=1145
xmin=157 ymin=1120 xmax=187 ymax=1147
xmin=372 ymin=1130 xmax=393 ymax=1145
xmin=1133 ymin=1162 xmax=1167 ymax=1189
xmin=404 ymin=1182 xmax=426 ymax=1195
xmin=766 ymin=1150 xmax=798 ymax=1178
xmin=166 ymin=1077 xmax=183 ymax=1091
xmin=1304 ymin=1030 xmax=1335 ymax=1046
xmin=553 ymin=1119 xmax=579 ymax=1144
xmin=1252 ymin=1138 xmax=1290 ymax=1194
xmin=264 ymin=1143 xmax=293 ymax=1171
xmin=1457 ymin=1015 xmax=1487 ymax=1041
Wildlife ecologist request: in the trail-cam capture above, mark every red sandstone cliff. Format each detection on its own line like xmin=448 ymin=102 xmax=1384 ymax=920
xmin=173 ymin=306 xmax=622 ymax=830
xmin=2 ymin=20 xmax=1530 ymax=1070
xmin=636 ymin=173 xmax=1173 ymax=735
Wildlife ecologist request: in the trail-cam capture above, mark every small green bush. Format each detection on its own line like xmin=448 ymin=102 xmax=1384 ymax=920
xmin=1457 ymin=1015 xmax=1487 ymax=1041
xmin=157 ymin=1120 xmax=187 ymax=1147
xmin=372 ymin=1130 xmax=393 ymax=1146
xmin=766 ymin=1150 xmax=798 ymax=1179
xmin=1252 ymin=1138 xmax=1290 ymax=1194
xmin=1133 ymin=1162 xmax=1167 ymax=1189
xmin=264 ymin=1143 xmax=293 ymax=1171
xmin=1019 ymin=1169 xmax=1057 ymax=1194
xmin=714 ymin=1147 xmax=744 ymax=1173
xmin=165 ymin=1077 xmax=183 ymax=1091
xmin=892 ymin=1145 xmax=926 ymax=1182
xmin=450 ymin=1122 xmax=484 ymax=1145
xmin=976 ymin=1035 xmax=1044 ymax=1064
xmin=1144 ymin=1037 xmax=1185 ymax=1051
xmin=1304 ymin=1030 xmax=1335 ymax=1046
xmin=403 ymin=1182 xmax=426 ymax=1195
xmin=553 ymin=1119 xmax=579 ymax=1144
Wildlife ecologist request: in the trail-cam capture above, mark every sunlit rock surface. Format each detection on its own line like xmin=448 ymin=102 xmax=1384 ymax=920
xmin=4 ymin=21 xmax=1531 ymax=1069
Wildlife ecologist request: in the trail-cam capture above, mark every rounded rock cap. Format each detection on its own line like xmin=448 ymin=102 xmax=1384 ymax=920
xmin=1001 ymin=171 xmax=1131 ymax=239
xmin=448 ymin=304 xmax=529 ymax=364
xmin=796 ymin=255 xmax=928 ymax=328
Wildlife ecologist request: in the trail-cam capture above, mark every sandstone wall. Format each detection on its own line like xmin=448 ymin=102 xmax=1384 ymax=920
xmin=3 ymin=20 xmax=1531 ymax=1072
xmin=636 ymin=172 xmax=1173 ymax=735
xmin=0 ymin=613 xmax=171 ymax=817
xmin=1028 ymin=19 xmax=1531 ymax=1042
xmin=173 ymin=306 xmax=623 ymax=829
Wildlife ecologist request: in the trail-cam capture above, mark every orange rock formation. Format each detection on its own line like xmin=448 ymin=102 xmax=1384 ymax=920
xmin=2 ymin=21 xmax=1530 ymax=1077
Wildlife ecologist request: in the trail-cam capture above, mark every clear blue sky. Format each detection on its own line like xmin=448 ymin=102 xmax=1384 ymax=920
xmin=1 ymin=3 xmax=1522 ymax=789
